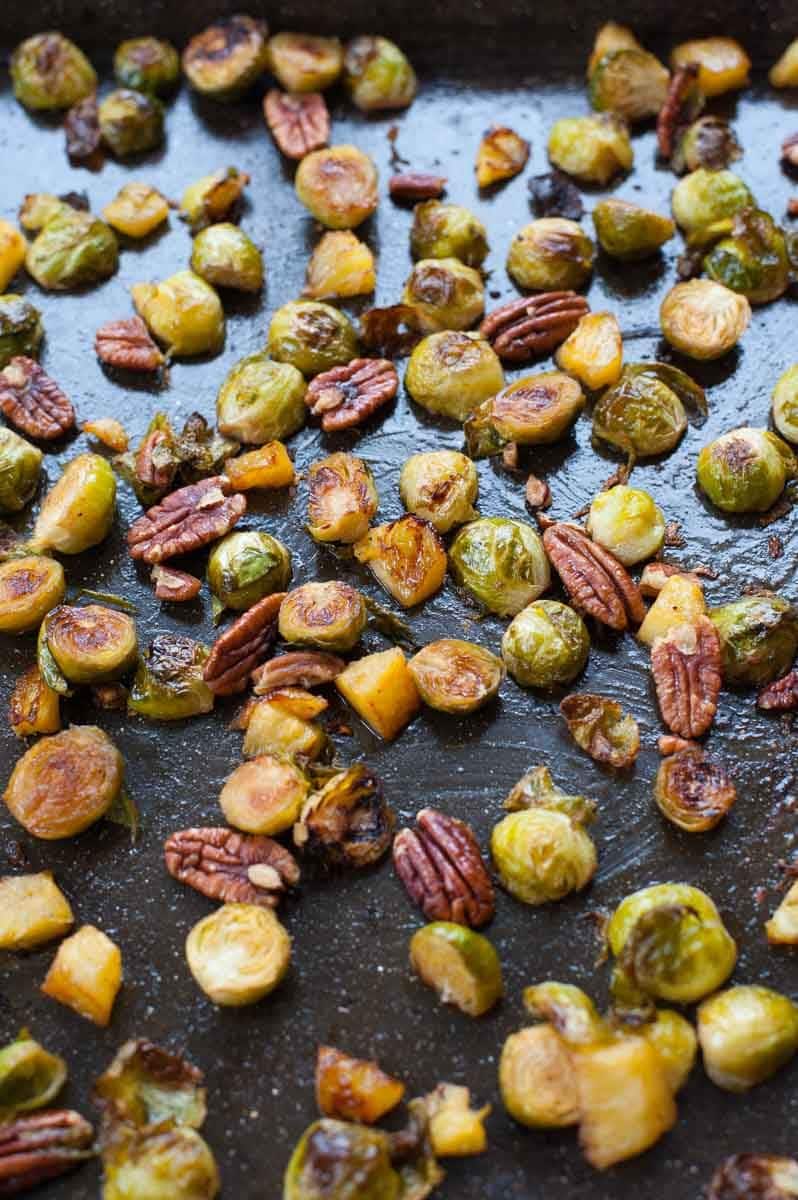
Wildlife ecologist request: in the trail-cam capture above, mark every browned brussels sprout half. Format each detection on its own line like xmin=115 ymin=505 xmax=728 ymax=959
xmin=709 ymin=595 xmax=798 ymax=685
xmin=592 ymin=362 xmax=705 ymax=466
xmin=98 ymin=89 xmax=164 ymax=157
xmin=674 ymin=116 xmax=741 ymax=174
xmin=704 ymin=208 xmax=791 ymax=305
xmin=182 ymin=15 xmax=269 ymax=99
xmin=465 ymin=372 xmax=584 ymax=458
xmin=409 ymin=639 xmax=504 ymax=714
xmin=294 ymin=765 xmax=395 ymax=868
xmin=11 ymin=32 xmax=96 ymax=110
xmin=217 ymin=352 xmax=306 ymax=444
xmin=32 ymin=454 xmax=116 ymax=555
xmin=0 ymin=294 xmax=43 ymax=369
xmin=343 ymin=36 xmax=417 ymax=111
xmin=449 ymin=517 xmax=550 ymax=617
xmin=295 ymin=145 xmax=378 ymax=230
xmin=268 ymin=301 xmax=358 ymax=377
xmin=191 ymin=224 xmax=263 ymax=293
xmin=589 ymin=47 xmax=669 ymax=122
xmin=279 ymin=581 xmax=366 ymax=652
xmin=128 ymin=634 xmax=214 ymax=721
xmin=94 ymin=1039 xmax=207 ymax=1129
xmin=26 ymin=210 xmax=118 ymax=292
xmin=39 ymin=604 xmax=138 ymax=692
xmin=592 ymin=198 xmax=674 ymax=260
xmin=696 ymin=428 xmax=795 ymax=514
xmin=506 ymin=219 xmax=594 ymax=292
xmin=307 ymin=452 xmax=378 ymax=544
xmin=0 ymin=556 xmax=65 ymax=635
xmin=268 ymin=33 xmax=343 ymax=93
xmin=100 ymin=1121 xmax=220 ymax=1200
xmin=114 ymin=37 xmax=180 ymax=95
xmin=0 ymin=426 xmax=42 ymax=513
xmin=502 ymin=600 xmax=589 ymax=689
xmin=410 ymin=201 xmax=489 ymax=267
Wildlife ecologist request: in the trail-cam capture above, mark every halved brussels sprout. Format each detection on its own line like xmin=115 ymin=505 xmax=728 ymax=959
xmin=409 ymin=639 xmax=504 ymax=714
xmin=0 ymin=1030 xmax=67 ymax=1119
xmin=491 ymin=807 xmax=596 ymax=906
xmin=555 ymin=311 xmax=623 ymax=391
xmin=98 ymin=88 xmax=164 ymax=157
xmin=190 ymin=223 xmax=263 ymax=292
xmin=671 ymin=37 xmax=751 ymax=97
xmin=410 ymin=201 xmax=489 ymax=267
xmin=182 ymin=15 xmax=269 ymax=99
xmin=501 ymin=599 xmax=589 ymax=689
xmin=696 ymin=428 xmax=794 ymax=513
xmin=704 ymin=208 xmax=790 ymax=305
xmin=586 ymin=485 xmax=665 ymax=566
xmin=654 ymin=747 xmax=737 ymax=833
xmin=294 ymin=764 xmax=394 ymax=869
xmin=95 ymin=1039 xmax=207 ymax=1129
xmin=114 ymin=37 xmax=180 ymax=94
xmin=592 ymin=198 xmax=674 ymax=260
xmin=284 ymin=1120 xmax=408 ymax=1200
xmin=450 ymin=517 xmax=551 ymax=617
xmin=709 ymin=595 xmax=798 ymax=686
xmin=307 ymin=452 xmax=377 ymax=543
xmin=278 ymin=581 xmax=366 ymax=652
xmin=522 ymin=980 xmax=605 ymax=1045
xmin=670 ymin=168 xmax=753 ymax=242
xmin=9 ymin=666 xmax=61 ymax=738
xmin=26 ymin=210 xmax=118 ymax=292
xmin=186 ymin=902 xmax=290 ymax=1006
xmin=18 ymin=194 xmax=73 ymax=234
xmin=304 ymin=231 xmax=375 ymax=300
xmin=343 ymin=35 xmax=416 ymax=111
xmin=354 ymin=516 xmax=447 ymax=608
xmin=499 ymin=1025 xmax=579 ymax=1128
xmin=31 ymin=453 xmax=116 ymax=555
xmin=217 ymin=352 xmax=306 ymax=445
xmin=102 ymin=183 xmax=170 ymax=239
xmin=589 ymin=47 xmax=669 ymax=122
xmin=773 ymin=366 xmax=798 ymax=444
xmin=295 ymin=145 xmax=378 ymax=230
xmin=0 ymin=426 xmax=42 ymax=513
xmin=132 ymin=271 xmax=224 ymax=357
xmin=405 ymin=331 xmax=504 ymax=423
xmin=399 ymin=450 xmax=478 ymax=533
xmin=11 ymin=32 xmax=96 ymax=110
xmin=101 ymin=1121 xmax=220 ymax=1200
xmin=506 ymin=219 xmax=594 ymax=291
xmin=547 ymin=114 xmax=633 ymax=185
xmin=207 ymin=531 xmax=291 ymax=615
xmin=709 ymin=1155 xmax=798 ymax=1200
xmin=465 ymin=372 xmax=584 ymax=457
xmin=660 ymin=279 xmax=750 ymax=359
xmin=40 ymin=604 xmax=138 ymax=689
xmin=0 ymin=557 xmax=65 ymax=635
xmin=220 ymin=753 xmax=309 ymax=836
xmin=592 ymin=362 xmax=705 ymax=464
xmin=0 ymin=295 xmax=43 ymax=369
xmin=268 ymin=300 xmax=358 ymax=377
xmin=128 ymin=634 xmax=214 ymax=721
xmin=674 ymin=116 xmax=741 ymax=174
xmin=771 ymin=38 xmax=798 ymax=87
xmin=698 ymin=985 xmax=798 ymax=1091
xmin=410 ymin=922 xmax=503 ymax=1016
xmin=267 ymin=32 xmax=342 ymax=92
xmin=242 ymin=692 xmax=328 ymax=761
xmin=179 ymin=168 xmax=249 ymax=233
xmin=402 ymin=258 xmax=484 ymax=333
xmin=0 ymin=224 xmax=27 ymax=293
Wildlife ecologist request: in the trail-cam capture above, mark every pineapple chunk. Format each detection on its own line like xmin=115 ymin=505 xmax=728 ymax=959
xmin=0 ymin=221 xmax=27 ymax=292
xmin=336 ymin=647 xmax=420 ymax=740
xmin=574 ymin=1036 xmax=676 ymax=1170
xmin=555 ymin=312 xmax=623 ymax=391
xmin=354 ymin=516 xmax=447 ymax=608
xmin=102 ymin=182 xmax=170 ymax=238
xmin=315 ymin=1045 xmax=405 ymax=1123
xmin=41 ymin=924 xmax=122 ymax=1026
xmin=425 ymin=1083 xmax=490 ymax=1156
xmin=225 ymin=441 xmax=295 ymax=491
xmin=637 ymin=574 xmax=705 ymax=647
xmin=0 ymin=872 xmax=73 ymax=950
xmin=766 ymin=880 xmax=798 ymax=945
xmin=9 ymin=666 xmax=61 ymax=739
xmin=242 ymin=695 xmax=327 ymax=760
xmin=304 ymin=231 xmax=376 ymax=300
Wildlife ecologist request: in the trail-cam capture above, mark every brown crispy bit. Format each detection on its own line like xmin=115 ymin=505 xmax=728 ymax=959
xmin=654 ymin=747 xmax=736 ymax=832
xmin=360 ymin=305 xmax=423 ymax=359
xmin=525 ymin=474 xmax=551 ymax=510
xmin=676 ymin=246 xmax=705 ymax=280
xmin=127 ymin=476 xmax=246 ymax=565
xmin=480 ymin=292 xmax=589 ymax=363
xmin=656 ymin=63 xmax=700 ymax=159
xmin=0 ymin=358 xmax=75 ymax=441
xmin=135 ymin=424 xmax=177 ymax=496
xmin=203 ymin=591 xmax=285 ymax=695
xmin=389 ymin=172 xmax=447 ymax=202
xmin=392 ymin=808 xmax=495 ymax=928
xmin=768 ymin=534 xmax=784 ymax=560
xmin=543 ymin=522 xmax=646 ymax=631
xmin=757 ymin=669 xmax=798 ymax=712
xmin=663 ymin=520 xmax=685 ymax=548
xmin=708 ymin=1155 xmax=798 ymax=1200
xmin=83 ymin=418 xmax=128 ymax=452
xmin=501 ymin=442 xmax=520 ymax=472
xmin=91 ymin=683 xmax=128 ymax=711
xmin=305 ymin=358 xmax=398 ymax=432
xmin=560 ymin=693 xmax=641 ymax=769
xmin=263 ymin=89 xmax=329 ymax=160
xmin=151 ymin=564 xmax=202 ymax=603
xmin=528 ymin=171 xmax=583 ymax=220
xmin=658 ymin=734 xmax=700 ymax=756
xmin=64 ymin=93 xmax=101 ymax=163
xmin=651 ymin=617 xmax=722 ymax=739
xmin=758 ymin=492 xmax=794 ymax=527
xmin=0 ymin=1109 xmax=93 ymax=1193
xmin=600 ymin=464 xmax=630 ymax=491
xmin=782 ymin=133 xmax=798 ymax=169
xmin=252 ymin=650 xmax=345 ymax=693
xmin=164 ymin=826 xmax=299 ymax=907
xmin=788 ymin=198 xmax=798 ymax=218
xmin=95 ymin=316 xmax=165 ymax=372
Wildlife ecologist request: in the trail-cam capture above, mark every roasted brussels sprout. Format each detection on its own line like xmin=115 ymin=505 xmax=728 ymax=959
xmin=405 ymin=331 xmax=503 ymax=423
xmin=704 ymin=208 xmax=790 ymax=305
xmin=217 ymin=352 xmax=306 ymax=445
xmin=588 ymin=22 xmax=642 ymax=76
xmin=0 ymin=871 xmax=72 ymax=947
xmin=0 ymin=1031 xmax=67 ymax=1118
xmin=698 ymin=985 xmax=798 ymax=1092
xmin=128 ymin=634 xmax=214 ymax=721
xmin=410 ymin=921 xmax=503 ymax=1016
xmin=491 ymin=803 xmax=596 ymax=906
xmin=190 ymin=224 xmax=263 ymax=292
xmin=11 ymin=32 xmax=96 ymax=110
xmin=31 ymin=453 xmax=116 ymax=555
xmin=589 ymin=47 xmax=669 ymax=122
xmin=295 ymin=145 xmax=378 ymax=230
xmin=499 ymin=1025 xmax=579 ymax=1128
xmin=295 ymin=764 xmax=395 ymax=868
xmin=655 ymin=747 xmax=737 ymax=833
xmin=671 ymin=37 xmax=750 ymax=97
xmin=410 ymin=201 xmax=489 ymax=267
xmin=399 ymin=450 xmax=478 ymax=533
xmin=182 ymin=15 xmax=269 ymax=99
xmin=449 ymin=517 xmax=550 ymax=617
xmin=98 ymin=88 xmax=164 ymax=157
xmin=242 ymin=690 xmax=328 ymax=761
xmin=670 ymin=168 xmax=753 ymax=242
xmin=409 ymin=639 xmax=504 ymax=714
xmin=101 ymin=1122 xmax=220 ymax=1200
xmin=592 ymin=198 xmax=674 ymax=260
xmin=315 ymin=1045 xmax=404 ymax=1125
xmin=284 ymin=1119 xmax=416 ymax=1200
xmin=267 ymin=32 xmax=342 ymax=92
xmin=18 ymin=194 xmax=73 ymax=234
xmin=402 ymin=258 xmax=484 ymax=333
xmin=0 ymin=294 xmax=43 ymax=369
xmin=9 ymin=666 xmax=61 ymax=738
xmin=26 ymin=210 xmax=118 ymax=292
xmin=0 ymin=557 xmax=65 ymax=635
xmin=205 ymin=531 xmax=291 ymax=616
xmin=709 ymin=595 xmax=798 ymax=686
xmin=179 ymin=168 xmax=249 ymax=233
xmin=630 ymin=1008 xmax=698 ymax=1094
xmin=0 ymin=426 xmax=41 ymax=513
xmin=465 ymin=372 xmax=584 ymax=457
xmin=220 ymin=753 xmax=309 ymax=836
xmin=304 ymin=231 xmax=375 ymax=300
xmin=354 ymin=516 xmax=447 ymax=608
xmin=307 ymin=452 xmax=377 ymax=543
xmin=95 ymin=1039 xmax=207 ymax=1129
xmin=696 ymin=428 xmax=795 ymax=513
xmin=102 ymin=183 xmax=170 ymax=239
xmin=186 ymin=902 xmax=290 ymax=1006
xmin=660 ymin=279 xmax=750 ymax=360
xmin=709 ymin=1155 xmax=798 ymax=1200
xmin=560 ymin=693 xmax=640 ymax=769
xmin=592 ymin=362 xmax=705 ymax=464
xmin=771 ymin=39 xmax=798 ymax=87
xmin=586 ymin=485 xmax=665 ymax=566
xmin=268 ymin=300 xmax=358 ymax=377
xmin=548 ymin=114 xmax=633 ymax=185
xmin=40 ymin=604 xmax=137 ymax=691
xmin=278 ymin=581 xmax=366 ymax=652
xmin=335 ymin=648 xmax=421 ymax=741
xmin=114 ymin=37 xmax=180 ymax=94
xmin=506 ymin=219 xmax=594 ymax=291
xmin=343 ymin=35 xmax=416 ymax=111
xmin=772 ymin=365 xmax=798 ymax=444
xmin=555 ymin=311 xmax=623 ymax=391
xmin=132 ymin=271 xmax=225 ymax=357
xmin=0 ymin=223 xmax=27 ymax=293
xmin=674 ymin=116 xmax=741 ymax=174
xmin=501 ymin=599 xmax=589 ymax=689
xmin=505 ymin=766 xmax=598 ymax=828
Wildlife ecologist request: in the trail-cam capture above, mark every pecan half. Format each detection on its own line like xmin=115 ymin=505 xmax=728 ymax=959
xmin=389 ymin=172 xmax=447 ymax=202
xmin=757 ymin=669 xmax=798 ymax=712
xmin=252 ymin=650 xmax=345 ymax=693
xmin=651 ymin=617 xmax=722 ymax=739
xmin=151 ymin=564 xmax=202 ymax=603
xmin=263 ymin=89 xmax=329 ymax=160
xmin=203 ymin=591 xmax=285 ymax=695
xmin=305 ymin=358 xmax=398 ymax=431
xmin=543 ymin=523 xmax=646 ymax=631
xmin=393 ymin=808 xmax=495 ymax=928
xmin=0 ymin=358 xmax=75 ymax=441
xmin=782 ymin=133 xmax=798 ymax=170
xmin=525 ymin=473 xmax=551 ymax=510
xmin=127 ymin=476 xmax=246 ymax=564
xmin=165 ymin=827 xmax=299 ymax=907
xmin=560 ymin=693 xmax=640 ymax=769
xmin=480 ymin=292 xmax=589 ymax=362
xmin=95 ymin=316 xmax=165 ymax=372
xmin=527 ymin=171 xmax=584 ymax=220
xmin=64 ymin=93 xmax=101 ymax=163
xmin=639 ymin=561 xmax=707 ymax=598
xmin=656 ymin=63 xmax=700 ymax=159
xmin=0 ymin=1109 xmax=93 ymax=1194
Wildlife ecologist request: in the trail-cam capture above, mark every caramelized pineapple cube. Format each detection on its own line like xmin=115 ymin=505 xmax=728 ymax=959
xmin=41 ymin=924 xmax=122 ymax=1026
xmin=637 ymin=574 xmax=705 ymax=647
xmin=425 ymin=1083 xmax=490 ymax=1156
xmin=0 ymin=221 xmax=27 ymax=292
xmin=315 ymin=1045 xmax=405 ymax=1123
xmin=225 ymin=441 xmax=296 ymax=491
xmin=336 ymin=647 xmax=420 ymax=740
xmin=9 ymin=666 xmax=61 ymax=739
xmin=0 ymin=872 xmax=73 ymax=950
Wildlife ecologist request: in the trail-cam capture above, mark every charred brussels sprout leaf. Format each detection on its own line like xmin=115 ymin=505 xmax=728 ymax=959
xmin=128 ymin=634 xmax=214 ymax=722
xmin=674 ymin=116 xmax=741 ymax=174
xmin=94 ymin=1040 xmax=207 ymax=1129
xmin=592 ymin=362 xmax=705 ymax=465
xmin=268 ymin=301 xmax=358 ymax=378
xmin=709 ymin=595 xmax=798 ymax=685
xmin=284 ymin=1119 xmax=400 ymax=1199
xmin=502 ymin=599 xmax=589 ymax=688
xmin=26 ymin=210 xmax=118 ymax=292
xmin=207 ymin=530 xmax=291 ymax=615
xmin=592 ymin=198 xmax=674 ymax=260
xmin=698 ymin=985 xmax=798 ymax=1092
xmin=294 ymin=765 xmax=394 ymax=869
xmin=410 ymin=201 xmax=488 ymax=267
xmin=278 ymin=581 xmax=366 ymax=652
xmin=98 ymin=89 xmax=164 ymax=157
xmin=589 ymin=47 xmax=669 ymax=122
xmin=191 ymin=224 xmax=263 ymax=293
xmin=586 ymin=485 xmax=665 ymax=566
xmin=11 ymin=33 xmax=96 ymax=110
xmin=405 ymin=332 xmax=503 ymax=423
xmin=704 ymin=208 xmax=790 ymax=305
xmin=450 ymin=517 xmax=550 ymax=617
xmin=548 ymin=114 xmax=633 ymax=185
xmin=670 ymin=168 xmax=753 ymax=242
xmin=101 ymin=1122 xmax=220 ymax=1200
xmin=506 ymin=219 xmax=594 ymax=291
xmin=295 ymin=145 xmax=378 ymax=230
xmin=0 ymin=294 xmax=43 ymax=368
xmin=343 ymin=36 xmax=417 ymax=111
xmin=402 ymin=258 xmax=484 ymax=333
xmin=32 ymin=453 xmax=116 ymax=555
xmin=696 ymin=428 xmax=794 ymax=513
xmin=399 ymin=450 xmax=478 ymax=532
xmin=0 ymin=1030 xmax=67 ymax=1119
xmin=505 ymin=765 xmax=598 ymax=828
xmin=41 ymin=604 xmax=138 ymax=688
xmin=217 ymin=352 xmax=307 ymax=444
xmin=132 ymin=271 xmax=224 ymax=358
xmin=560 ymin=693 xmax=640 ymax=769
xmin=0 ymin=426 xmax=42 ymax=513
xmin=182 ymin=15 xmax=269 ymax=99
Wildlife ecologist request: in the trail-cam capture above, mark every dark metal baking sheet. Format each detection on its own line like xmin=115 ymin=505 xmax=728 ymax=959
xmin=1 ymin=7 xmax=798 ymax=1198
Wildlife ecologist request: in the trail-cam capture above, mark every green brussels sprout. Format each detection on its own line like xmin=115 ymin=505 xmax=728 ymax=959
xmin=217 ymin=352 xmax=306 ymax=444
xmin=704 ymin=208 xmax=790 ymax=305
xmin=634 ymin=1008 xmax=698 ymax=1094
xmin=547 ymin=114 xmax=633 ymax=185
xmin=696 ymin=427 xmax=795 ymax=513
xmin=114 ymin=37 xmax=180 ymax=94
xmin=449 ymin=517 xmax=551 ymax=617
xmin=31 ymin=453 xmax=116 ymax=555
xmin=410 ymin=201 xmax=489 ymax=267
xmin=207 ymin=530 xmax=291 ymax=614
xmin=773 ymin=365 xmax=798 ymax=444
xmin=709 ymin=595 xmax=798 ymax=686
xmin=179 ymin=168 xmax=249 ymax=234
xmin=40 ymin=604 xmax=138 ymax=691
xmin=0 ymin=295 xmax=43 ymax=368
xmin=592 ymin=362 xmax=705 ymax=464
xmin=295 ymin=145 xmax=378 ymax=231
xmin=268 ymin=300 xmax=358 ymax=377
xmin=26 ymin=210 xmax=118 ymax=292
xmin=410 ymin=922 xmax=503 ymax=1017
xmin=501 ymin=599 xmax=589 ymax=688
xmin=589 ymin=47 xmax=670 ymax=122
xmin=586 ymin=485 xmax=665 ymax=566
xmin=405 ymin=331 xmax=504 ymax=423
xmin=284 ymin=1119 xmax=401 ymax=1199
xmin=95 ymin=1039 xmax=207 ymax=1129
xmin=98 ymin=89 xmax=164 ymax=157
xmin=278 ymin=581 xmax=366 ymax=652
xmin=18 ymin=194 xmax=73 ymax=234
xmin=343 ymin=35 xmax=417 ymax=111
xmin=128 ymin=634 xmax=214 ymax=722
xmin=190 ymin=224 xmax=263 ymax=293
xmin=399 ymin=449 xmax=478 ymax=532
xmin=491 ymin=804 xmax=596 ymax=906
xmin=673 ymin=116 xmax=741 ymax=174
xmin=401 ymin=257 xmax=484 ymax=333
xmin=10 ymin=32 xmax=96 ymax=110
xmin=670 ymin=168 xmax=753 ymax=243
xmin=0 ymin=427 xmax=42 ymax=513
xmin=698 ymin=985 xmax=798 ymax=1092
xmin=592 ymin=198 xmax=675 ymax=260
xmin=0 ymin=1030 xmax=66 ymax=1119
xmin=506 ymin=219 xmax=594 ymax=291
xmin=182 ymin=14 xmax=269 ymax=99
xmin=132 ymin=271 xmax=224 ymax=358
xmin=465 ymin=372 xmax=584 ymax=458
xmin=659 ymin=278 xmax=751 ymax=360
xmin=101 ymin=1124 xmax=220 ymax=1200
xmin=267 ymin=32 xmax=343 ymax=92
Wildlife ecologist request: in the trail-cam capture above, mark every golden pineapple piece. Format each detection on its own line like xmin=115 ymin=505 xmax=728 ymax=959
xmin=304 ymin=231 xmax=376 ymax=300
xmin=670 ymin=37 xmax=751 ymax=97
xmin=555 ymin=311 xmax=623 ymax=391
xmin=242 ymin=694 xmax=327 ymax=760
xmin=9 ymin=666 xmax=61 ymax=738
xmin=41 ymin=924 xmax=122 ymax=1026
xmin=766 ymin=881 xmax=798 ymax=945
xmin=770 ymin=39 xmax=798 ymax=88
xmin=424 ymin=1083 xmax=490 ymax=1156
xmin=83 ymin=418 xmax=129 ymax=453
xmin=336 ymin=647 xmax=421 ymax=740
xmin=637 ymin=574 xmax=705 ymax=647
xmin=225 ymin=441 xmax=295 ymax=491
xmin=354 ymin=515 xmax=447 ymax=608
xmin=102 ymin=182 xmax=170 ymax=238
xmin=0 ymin=871 xmax=73 ymax=950
xmin=0 ymin=220 xmax=27 ymax=292
xmin=315 ymin=1045 xmax=405 ymax=1123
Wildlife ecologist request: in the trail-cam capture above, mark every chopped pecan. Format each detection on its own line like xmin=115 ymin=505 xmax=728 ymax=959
xmin=525 ymin=474 xmax=551 ymax=510
xmin=757 ymin=669 xmax=798 ymax=711
xmin=782 ymin=133 xmax=798 ymax=169
xmin=560 ymin=693 xmax=640 ymax=769
xmin=543 ymin=523 xmax=646 ymax=631
xmin=656 ymin=63 xmax=700 ymax=159
xmin=165 ymin=826 xmax=299 ymax=907
xmin=664 ymin=520 xmax=685 ymax=548
xmin=64 ymin=93 xmax=101 ymax=163
xmin=359 ymin=305 xmax=422 ymax=359
xmin=127 ymin=476 xmax=246 ymax=565
xmin=95 ymin=316 xmax=165 ymax=372
xmin=305 ymin=358 xmax=398 ymax=431
xmin=639 ymin=561 xmax=702 ymax=598
xmin=480 ymin=292 xmax=589 ymax=363
xmin=393 ymin=808 xmax=495 ymax=928
xmin=252 ymin=650 xmax=345 ymax=693
xmin=203 ymin=591 xmax=285 ymax=695
xmin=91 ymin=683 xmax=128 ymax=711
xmin=651 ymin=617 xmax=722 ymax=739
xmin=658 ymin=734 xmax=699 ymax=756
xmin=0 ymin=358 xmax=75 ymax=441
xmin=151 ymin=564 xmax=202 ymax=603
xmin=768 ymin=534 xmax=784 ymax=560
xmin=263 ymin=89 xmax=329 ymax=160
xmin=527 ymin=170 xmax=584 ymax=220
xmin=389 ymin=172 xmax=447 ymax=202
xmin=0 ymin=1109 xmax=93 ymax=1194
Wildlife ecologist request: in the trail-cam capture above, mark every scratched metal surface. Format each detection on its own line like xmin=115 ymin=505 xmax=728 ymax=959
xmin=1 ymin=9 xmax=798 ymax=1199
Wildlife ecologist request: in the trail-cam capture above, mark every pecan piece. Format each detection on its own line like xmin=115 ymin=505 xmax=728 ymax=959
xmin=0 ymin=358 xmax=75 ymax=441
xmin=305 ymin=358 xmax=398 ymax=431
xmin=480 ymin=292 xmax=589 ymax=362
xmin=95 ymin=316 xmax=165 ymax=372
xmin=788 ymin=198 xmax=798 ymax=219
xmin=656 ymin=63 xmax=700 ymax=159
xmin=263 ymin=89 xmax=329 ymax=160
xmin=782 ymin=132 xmax=798 ymax=170
xmin=203 ymin=591 xmax=285 ymax=695
xmin=560 ymin=693 xmax=640 ymax=769
xmin=389 ymin=172 xmax=447 ymax=202
xmin=658 ymin=734 xmax=699 ymax=756
xmin=525 ymin=473 xmax=551 ymax=510
xmin=0 ymin=1109 xmax=93 ymax=1194
xmin=252 ymin=650 xmax=345 ymax=693
xmin=543 ymin=523 xmax=646 ymax=631
xmin=393 ymin=808 xmax=495 ymax=928
xmin=165 ymin=826 xmax=299 ymax=907
xmin=64 ymin=93 xmax=101 ymax=163
xmin=151 ymin=564 xmax=202 ymax=603
xmin=127 ymin=476 xmax=246 ymax=565
xmin=651 ymin=617 xmax=722 ymax=739
xmin=757 ymin=669 xmax=798 ymax=711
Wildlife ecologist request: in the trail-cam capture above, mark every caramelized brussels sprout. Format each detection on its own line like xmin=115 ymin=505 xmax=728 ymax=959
xmin=307 ymin=452 xmax=377 ymax=543
xmin=11 ymin=32 xmax=96 ymax=110
xmin=267 ymin=32 xmax=342 ymax=92
xmin=709 ymin=1155 xmax=798 ymax=1200
xmin=0 ymin=1031 xmax=66 ymax=1119
xmin=242 ymin=691 xmax=328 ymax=761
xmin=409 ymin=639 xmax=504 ymax=714
xmin=335 ymin=648 xmax=420 ymax=742
xmin=410 ymin=201 xmax=489 ymax=267
xmin=190 ymin=223 xmax=262 ymax=292
xmin=555 ymin=311 xmax=623 ymax=390
xmin=102 ymin=183 xmax=170 ymax=239
xmin=588 ymin=22 xmax=641 ymax=75
xmin=284 ymin=1120 xmax=403 ymax=1200
xmin=354 ymin=516 xmax=447 ymax=608
xmin=26 ymin=210 xmax=118 ymax=292
xmin=500 ymin=1025 xmax=581 ymax=1130
xmin=343 ymin=35 xmax=416 ymax=111
xmin=502 ymin=599 xmax=589 ymax=689
xmin=405 ymin=331 xmax=503 ymax=422
xmin=186 ymin=902 xmax=290 ymax=1006
xmin=410 ymin=922 xmax=503 ymax=1017
xmin=98 ymin=88 xmax=163 ymax=157
xmin=278 ymin=581 xmax=366 ymax=652
xmin=592 ymin=363 xmax=704 ymax=463
xmin=0 ymin=871 xmax=72 ymax=947
xmin=399 ymin=450 xmax=478 ymax=533
xmin=671 ymin=37 xmax=751 ymax=97
xmin=450 ymin=517 xmax=550 ymax=617
xmin=182 ymin=15 xmax=269 ymax=99
xmin=217 ymin=352 xmax=306 ymax=444
xmin=114 ymin=37 xmax=180 ymax=94
xmin=491 ymin=803 xmax=596 ymax=906
xmin=698 ymin=985 xmax=798 ymax=1091
xmin=0 ymin=294 xmax=43 ymax=369
xmin=132 ymin=271 xmax=224 ymax=357
xmin=674 ymin=116 xmax=741 ymax=174
xmin=179 ymin=168 xmax=249 ymax=233
xmin=9 ymin=666 xmax=61 ymax=738
xmin=295 ymin=145 xmax=378 ymax=230
xmin=95 ymin=1039 xmax=207 ymax=1129
xmin=506 ymin=218 xmax=594 ymax=291
xmin=655 ymin=747 xmax=737 ymax=833
xmin=315 ymin=1046 xmax=404 ymax=1125
xmin=268 ymin=300 xmax=358 ymax=377
xmin=3 ymin=725 xmax=123 ymax=839
xmin=660 ymin=278 xmax=750 ymax=359
xmin=220 ymin=754 xmax=309 ymax=836
xmin=670 ymin=168 xmax=753 ymax=241
xmin=40 ymin=604 xmax=137 ymax=689
xmin=402 ymin=258 xmax=484 ymax=333
xmin=32 ymin=453 xmax=116 ymax=555
xmin=586 ymin=485 xmax=665 ymax=566
xmin=304 ymin=231 xmax=375 ymax=300
xmin=771 ymin=39 xmax=798 ymax=88
xmin=589 ymin=47 xmax=669 ymax=122
xmin=207 ymin=531 xmax=291 ymax=615
xmin=294 ymin=764 xmax=394 ymax=868
xmin=0 ymin=426 xmax=42 ymax=513
xmin=0 ymin=223 xmax=27 ymax=293
xmin=522 ymin=979 xmax=605 ymax=1045
xmin=771 ymin=365 xmax=798 ymax=445
xmin=592 ymin=198 xmax=674 ymax=260
xmin=128 ymin=634 xmax=214 ymax=721
xmin=704 ymin=208 xmax=790 ymax=305
xmin=709 ymin=595 xmax=798 ymax=686
xmin=0 ymin=557 xmax=65 ymax=635
xmin=101 ymin=1121 xmax=220 ymax=1200
xmin=548 ymin=114 xmax=633 ymax=185
xmin=697 ymin=428 xmax=795 ymax=513
xmin=465 ymin=372 xmax=584 ymax=457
